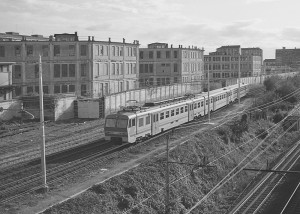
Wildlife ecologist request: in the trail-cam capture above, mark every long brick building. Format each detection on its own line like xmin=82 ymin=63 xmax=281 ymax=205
xmin=139 ymin=43 xmax=204 ymax=86
xmin=0 ymin=32 xmax=139 ymax=98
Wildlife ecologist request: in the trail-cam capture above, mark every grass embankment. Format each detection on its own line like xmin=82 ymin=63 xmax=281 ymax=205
xmin=43 ymin=118 xmax=300 ymax=214
xmin=44 ymin=75 xmax=300 ymax=213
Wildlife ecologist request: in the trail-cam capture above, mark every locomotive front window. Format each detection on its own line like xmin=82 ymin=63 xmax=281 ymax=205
xmin=117 ymin=119 xmax=128 ymax=128
xmin=106 ymin=118 xmax=116 ymax=127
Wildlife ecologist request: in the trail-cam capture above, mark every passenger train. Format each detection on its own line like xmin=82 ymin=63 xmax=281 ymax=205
xmin=104 ymin=83 xmax=249 ymax=143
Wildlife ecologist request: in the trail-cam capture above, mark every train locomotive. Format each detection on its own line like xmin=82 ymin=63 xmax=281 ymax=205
xmin=104 ymin=83 xmax=248 ymax=143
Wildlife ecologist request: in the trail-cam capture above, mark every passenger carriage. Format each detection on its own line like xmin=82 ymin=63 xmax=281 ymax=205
xmin=104 ymin=83 xmax=249 ymax=144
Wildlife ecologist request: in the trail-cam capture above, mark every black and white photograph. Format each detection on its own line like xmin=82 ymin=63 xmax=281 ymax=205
xmin=1 ymin=0 xmax=300 ymax=213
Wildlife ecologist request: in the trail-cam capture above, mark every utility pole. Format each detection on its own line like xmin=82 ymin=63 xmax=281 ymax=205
xmin=207 ymin=70 xmax=211 ymax=123
xmin=238 ymin=52 xmax=241 ymax=105
xmin=165 ymin=134 xmax=170 ymax=214
xmin=39 ymin=55 xmax=48 ymax=192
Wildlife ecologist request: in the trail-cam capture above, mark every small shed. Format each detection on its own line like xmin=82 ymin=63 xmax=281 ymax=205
xmin=75 ymin=97 xmax=105 ymax=119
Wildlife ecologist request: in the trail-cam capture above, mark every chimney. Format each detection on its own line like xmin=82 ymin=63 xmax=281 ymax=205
xmin=109 ymin=37 xmax=111 ymax=43
xmin=88 ymin=36 xmax=90 ymax=41
xmin=123 ymin=38 xmax=125 ymax=43
xmin=92 ymin=36 xmax=94 ymax=41
xmin=137 ymin=40 xmax=139 ymax=45
xmin=171 ymin=44 xmax=173 ymax=48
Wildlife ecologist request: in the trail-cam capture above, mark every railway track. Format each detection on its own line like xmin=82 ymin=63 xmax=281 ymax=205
xmin=280 ymin=181 xmax=300 ymax=213
xmin=228 ymin=140 xmax=300 ymax=214
xmin=0 ymin=140 xmax=129 ymax=204
xmin=0 ymin=127 xmax=103 ymax=169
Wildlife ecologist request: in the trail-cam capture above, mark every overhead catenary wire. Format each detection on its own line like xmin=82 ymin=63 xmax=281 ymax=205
xmin=185 ymin=110 xmax=300 ymax=213
xmin=124 ymin=99 xmax=300 ymax=214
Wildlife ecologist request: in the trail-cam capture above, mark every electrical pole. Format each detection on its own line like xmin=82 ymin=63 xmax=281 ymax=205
xmin=39 ymin=55 xmax=48 ymax=192
xmin=165 ymin=134 xmax=170 ymax=214
xmin=238 ymin=52 xmax=241 ymax=105
xmin=208 ymin=70 xmax=211 ymax=123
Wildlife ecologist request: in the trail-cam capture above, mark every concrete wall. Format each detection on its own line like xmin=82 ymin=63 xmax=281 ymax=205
xmin=105 ymin=83 xmax=198 ymax=115
xmin=0 ymin=99 xmax=21 ymax=121
xmin=54 ymin=96 xmax=76 ymax=121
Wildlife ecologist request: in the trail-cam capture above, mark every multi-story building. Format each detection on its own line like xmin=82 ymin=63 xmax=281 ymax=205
xmin=139 ymin=43 xmax=204 ymax=86
xmin=276 ymin=47 xmax=300 ymax=69
xmin=204 ymin=45 xmax=262 ymax=80
xmin=0 ymin=32 xmax=139 ymax=98
xmin=264 ymin=59 xmax=293 ymax=74
xmin=0 ymin=32 xmax=48 ymax=42
xmin=0 ymin=62 xmax=14 ymax=100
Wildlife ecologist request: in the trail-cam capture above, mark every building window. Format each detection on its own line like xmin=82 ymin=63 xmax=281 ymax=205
xmin=112 ymin=46 xmax=115 ymax=56
xmin=54 ymin=85 xmax=60 ymax=93
xmin=42 ymin=45 xmax=48 ymax=57
xmin=35 ymin=64 xmax=39 ymax=78
xmin=69 ymin=85 xmax=75 ymax=92
xmin=43 ymin=86 xmax=49 ymax=94
xmin=149 ymin=64 xmax=153 ymax=73
xmin=0 ymin=46 xmax=5 ymax=57
xmin=80 ymin=45 xmax=87 ymax=56
xmin=149 ymin=51 xmax=153 ymax=59
xmin=69 ymin=45 xmax=75 ymax=56
xmin=139 ymin=51 xmax=143 ymax=59
xmin=104 ymin=63 xmax=108 ymax=75
xmin=15 ymin=46 xmax=21 ymax=56
xmin=13 ymin=65 xmax=21 ymax=79
xmin=27 ymin=86 xmax=33 ymax=94
xmin=61 ymin=85 xmax=68 ymax=93
xmin=145 ymin=64 xmax=148 ymax=73
xmin=81 ymin=63 xmax=87 ymax=77
xmin=174 ymin=50 xmax=178 ymax=58
xmin=69 ymin=64 xmax=75 ymax=77
xmin=54 ymin=45 xmax=60 ymax=56
xmin=157 ymin=51 xmax=161 ymax=58
xmin=166 ymin=51 xmax=170 ymax=58
xmin=112 ymin=63 xmax=115 ymax=75
xmin=27 ymin=45 xmax=33 ymax=56
xmin=62 ymin=64 xmax=68 ymax=77
xmin=174 ymin=77 xmax=178 ymax=83
xmin=81 ymin=84 xmax=87 ymax=96
xmin=174 ymin=63 xmax=178 ymax=72
xmin=54 ymin=64 xmax=60 ymax=78
xmin=139 ymin=64 xmax=143 ymax=73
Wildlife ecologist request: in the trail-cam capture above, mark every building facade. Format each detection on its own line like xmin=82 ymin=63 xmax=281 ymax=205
xmin=0 ymin=32 xmax=139 ymax=98
xmin=276 ymin=47 xmax=300 ymax=69
xmin=204 ymin=45 xmax=262 ymax=80
xmin=139 ymin=43 xmax=204 ymax=87
xmin=263 ymin=59 xmax=293 ymax=74
xmin=0 ymin=62 xmax=14 ymax=100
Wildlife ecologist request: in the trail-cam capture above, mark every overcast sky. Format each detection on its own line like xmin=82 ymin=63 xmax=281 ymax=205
xmin=1 ymin=0 xmax=300 ymax=59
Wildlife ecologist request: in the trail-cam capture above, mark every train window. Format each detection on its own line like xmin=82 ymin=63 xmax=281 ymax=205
xmin=198 ymin=102 xmax=200 ymax=108
xmin=105 ymin=118 xmax=116 ymax=127
xmin=166 ymin=111 xmax=170 ymax=118
xmin=180 ymin=107 xmax=184 ymax=113
xmin=176 ymin=108 xmax=179 ymax=115
xmin=117 ymin=119 xmax=128 ymax=128
xmin=194 ymin=103 xmax=197 ymax=109
xmin=185 ymin=106 xmax=188 ymax=112
xmin=146 ymin=116 xmax=150 ymax=125
xmin=153 ymin=115 xmax=156 ymax=122
xmin=160 ymin=112 xmax=164 ymax=120
xmin=139 ymin=118 xmax=144 ymax=127
xmin=171 ymin=110 xmax=175 ymax=116
xmin=201 ymin=101 xmax=203 ymax=107
xmin=211 ymin=99 xmax=213 ymax=103
xmin=156 ymin=114 xmax=159 ymax=121
xmin=132 ymin=118 xmax=136 ymax=126
xmin=206 ymin=100 xmax=208 ymax=105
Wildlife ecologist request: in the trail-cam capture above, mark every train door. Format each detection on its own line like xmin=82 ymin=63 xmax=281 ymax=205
xmin=188 ymin=103 xmax=194 ymax=121
xmin=128 ymin=117 xmax=136 ymax=141
xmin=212 ymin=97 xmax=216 ymax=111
xmin=151 ymin=113 xmax=160 ymax=135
